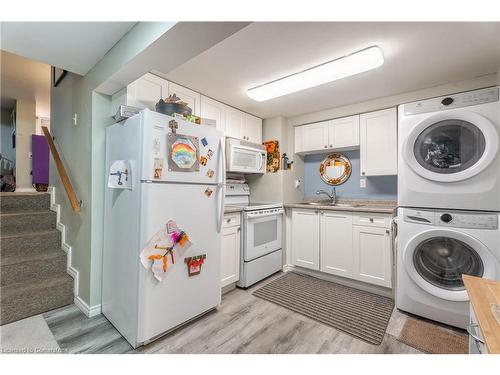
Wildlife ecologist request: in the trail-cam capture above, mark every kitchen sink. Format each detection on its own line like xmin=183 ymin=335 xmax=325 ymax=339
xmin=301 ymin=202 xmax=361 ymax=208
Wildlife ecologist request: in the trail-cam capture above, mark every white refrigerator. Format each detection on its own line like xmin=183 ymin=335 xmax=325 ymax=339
xmin=102 ymin=109 xmax=225 ymax=348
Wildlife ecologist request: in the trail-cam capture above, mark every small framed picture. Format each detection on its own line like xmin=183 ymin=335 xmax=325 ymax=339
xmin=52 ymin=67 xmax=67 ymax=87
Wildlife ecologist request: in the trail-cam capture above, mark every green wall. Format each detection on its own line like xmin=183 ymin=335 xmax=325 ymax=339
xmin=50 ymin=22 xmax=174 ymax=307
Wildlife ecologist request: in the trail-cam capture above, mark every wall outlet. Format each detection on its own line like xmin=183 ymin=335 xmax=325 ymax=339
xmin=360 ymin=178 xmax=366 ymax=188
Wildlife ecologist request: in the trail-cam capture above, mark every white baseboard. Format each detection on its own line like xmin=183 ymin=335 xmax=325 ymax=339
xmin=282 ymin=264 xmax=393 ymax=298
xmin=74 ymin=296 xmax=102 ymax=318
xmin=48 ymin=186 xmax=101 ymax=317
xmin=15 ymin=187 xmax=37 ymax=192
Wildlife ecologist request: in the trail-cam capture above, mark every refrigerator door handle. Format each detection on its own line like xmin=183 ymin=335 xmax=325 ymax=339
xmin=216 ymin=136 xmax=226 ymax=233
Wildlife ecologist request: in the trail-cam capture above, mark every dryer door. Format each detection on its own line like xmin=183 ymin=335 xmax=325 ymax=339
xmin=403 ymin=229 xmax=497 ymax=301
xmin=403 ymin=110 xmax=498 ymax=182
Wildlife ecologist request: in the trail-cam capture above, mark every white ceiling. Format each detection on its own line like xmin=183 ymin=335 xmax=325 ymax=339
xmin=1 ymin=50 xmax=51 ymax=117
xmin=1 ymin=22 xmax=136 ymax=75
xmin=164 ymin=22 xmax=500 ymax=118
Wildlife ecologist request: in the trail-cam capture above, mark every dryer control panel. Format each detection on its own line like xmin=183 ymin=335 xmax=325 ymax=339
xmin=403 ymin=87 xmax=499 ymax=115
xmin=403 ymin=208 xmax=498 ymax=229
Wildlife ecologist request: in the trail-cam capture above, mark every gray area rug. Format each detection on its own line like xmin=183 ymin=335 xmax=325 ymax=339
xmin=253 ymin=272 xmax=394 ymax=345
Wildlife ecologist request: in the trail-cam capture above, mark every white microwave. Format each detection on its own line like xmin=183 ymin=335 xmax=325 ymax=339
xmin=226 ymin=138 xmax=266 ymax=174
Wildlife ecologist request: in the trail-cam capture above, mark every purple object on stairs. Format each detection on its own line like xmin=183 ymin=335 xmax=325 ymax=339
xmin=32 ymin=135 xmax=49 ymax=184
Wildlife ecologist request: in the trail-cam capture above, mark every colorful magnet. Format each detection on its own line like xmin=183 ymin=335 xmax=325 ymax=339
xmin=206 ymin=149 xmax=214 ymax=160
xmin=171 ymin=137 xmax=197 ymax=169
xmin=201 ymin=137 xmax=208 ymax=147
xmin=153 ymin=158 xmax=164 ymax=179
xmin=206 ymin=169 xmax=214 ymax=178
xmin=153 ymin=138 xmax=161 ymax=156
xmin=167 ymin=219 xmax=179 ymax=234
xmin=204 ymin=187 xmax=213 ymax=197
xmin=200 ymin=156 xmax=208 ymax=166
xmin=184 ymin=254 xmax=206 ymax=276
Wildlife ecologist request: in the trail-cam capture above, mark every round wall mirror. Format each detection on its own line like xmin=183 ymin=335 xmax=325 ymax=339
xmin=319 ymin=153 xmax=351 ymax=185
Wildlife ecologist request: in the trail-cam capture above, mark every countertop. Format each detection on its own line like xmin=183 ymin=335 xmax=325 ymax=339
xmin=285 ymin=199 xmax=397 ymax=215
xmin=463 ymin=275 xmax=500 ymax=354
xmin=224 ymin=205 xmax=244 ymax=214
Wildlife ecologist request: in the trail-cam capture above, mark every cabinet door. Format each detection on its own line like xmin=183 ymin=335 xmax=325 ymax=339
xmin=225 ymin=107 xmax=245 ymax=140
xmin=168 ymin=81 xmax=201 ymax=116
xmin=352 ymin=225 xmax=392 ymax=287
xmin=300 ymin=121 xmax=329 ymax=152
xmin=201 ymin=95 xmax=226 ymax=134
xmin=294 ymin=126 xmax=303 ymax=153
xmin=244 ymin=113 xmax=262 ymax=144
xmin=127 ymin=73 xmax=169 ymax=110
xmin=291 ymin=209 xmax=320 ymax=270
xmin=320 ymin=211 xmax=353 ymax=278
xmin=359 ymin=108 xmax=397 ymax=176
xmin=221 ymin=225 xmax=240 ymax=287
xmin=328 ymin=115 xmax=360 ymax=149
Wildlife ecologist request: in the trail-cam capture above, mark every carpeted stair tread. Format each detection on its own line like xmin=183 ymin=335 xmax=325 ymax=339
xmin=0 ymin=210 xmax=57 ymax=235
xmin=0 ymin=229 xmax=62 ymax=259
xmin=0 ymin=193 xmax=50 ymax=213
xmin=1 ymin=251 xmax=68 ymax=286
xmin=0 ymin=274 xmax=74 ymax=325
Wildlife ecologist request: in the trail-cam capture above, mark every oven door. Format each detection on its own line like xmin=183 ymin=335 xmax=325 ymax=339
xmin=244 ymin=210 xmax=283 ymax=261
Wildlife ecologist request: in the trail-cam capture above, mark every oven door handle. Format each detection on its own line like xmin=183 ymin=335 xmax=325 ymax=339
xmin=246 ymin=210 xmax=284 ymax=219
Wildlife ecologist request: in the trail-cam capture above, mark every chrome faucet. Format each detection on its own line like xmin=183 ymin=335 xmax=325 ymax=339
xmin=316 ymin=187 xmax=336 ymax=204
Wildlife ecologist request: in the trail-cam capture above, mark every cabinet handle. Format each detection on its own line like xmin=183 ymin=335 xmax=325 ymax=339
xmin=329 ymin=144 xmax=333 ymax=147
xmin=369 ymin=218 xmax=374 ymax=222
xmin=314 ymin=210 xmax=319 ymax=214
xmin=227 ymin=219 xmax=231 ymax=223
xmin=324 ymin=145 xmax=327 ymax=148
xmin=361 ymin=172 xmax=366 ymax=175
xmin=320 ymin=211 xmax=324 ymax=215
xmin=386 ymin=230 xmax=390 ymax=234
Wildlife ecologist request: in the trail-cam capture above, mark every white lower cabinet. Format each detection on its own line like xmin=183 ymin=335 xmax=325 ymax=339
xmin=291 ymin=209 xmax=320 ymax=270
xmin=320 ymin=211 xmax=353 ymax=278
xmin=221 ymin=213 xmax=241 ymax=288
xmin=291 ymin=209 xmax=392 ymax=288
xmin=352 ymin=225 xmax=392 ymax=288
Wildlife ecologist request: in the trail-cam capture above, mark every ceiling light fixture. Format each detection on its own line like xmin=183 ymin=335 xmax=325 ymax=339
xmin=247 ymin=46 xmax=384 ymax=102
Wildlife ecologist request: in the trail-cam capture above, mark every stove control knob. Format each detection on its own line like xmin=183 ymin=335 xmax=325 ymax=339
xmin=440 ymin=213 xmax=453 ymax=223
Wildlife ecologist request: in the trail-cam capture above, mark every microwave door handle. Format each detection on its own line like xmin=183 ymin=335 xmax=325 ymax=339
xmin=258 ymin=152 xmax=265 ymax=172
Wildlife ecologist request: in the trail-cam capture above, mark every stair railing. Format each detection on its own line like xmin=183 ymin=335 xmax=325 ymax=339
xmin=41 ymin=126 xmax=81 ymax=213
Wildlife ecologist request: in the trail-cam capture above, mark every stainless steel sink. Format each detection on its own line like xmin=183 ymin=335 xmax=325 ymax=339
xmin=301 ymin=202 xmax=360 ymax=208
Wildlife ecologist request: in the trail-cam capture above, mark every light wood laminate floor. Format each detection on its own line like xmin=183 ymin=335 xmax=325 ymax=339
xmin=43 ymin=273 xmax=422 ymax=354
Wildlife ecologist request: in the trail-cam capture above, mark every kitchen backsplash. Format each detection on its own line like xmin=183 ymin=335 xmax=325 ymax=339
xmin=303 ymin=150 xmax=397 ymax=200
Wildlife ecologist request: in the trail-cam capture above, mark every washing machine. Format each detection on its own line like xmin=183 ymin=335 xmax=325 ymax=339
xmin=396 ymin=207 xmax=500 ymax=329
xmin=398 ymin=87 xmax=500 ymax=211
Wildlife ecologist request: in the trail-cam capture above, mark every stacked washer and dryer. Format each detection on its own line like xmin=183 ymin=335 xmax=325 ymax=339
xmin=396 ymin=87 xmax=500 ymax=329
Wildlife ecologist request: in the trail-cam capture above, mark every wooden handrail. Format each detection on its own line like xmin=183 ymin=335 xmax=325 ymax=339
xmin=42 ymin=126 xmax=81 ymax=213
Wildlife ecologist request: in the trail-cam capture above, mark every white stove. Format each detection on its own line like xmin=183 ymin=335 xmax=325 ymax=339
xmin=225 ymin=183 xmax=284 ymax=288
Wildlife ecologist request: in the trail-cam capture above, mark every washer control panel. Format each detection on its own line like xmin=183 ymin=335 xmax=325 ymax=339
xmin=403 ymin=208 xmax=498 ymax=229
xmin=403 ymin=87 xmax=499 ymax=115
xmin=437 ymin=211 xmax=498 ymax=230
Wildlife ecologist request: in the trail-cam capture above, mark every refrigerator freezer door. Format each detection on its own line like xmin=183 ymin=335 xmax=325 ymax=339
xmin=137 ymin=182 xmax=222 ymax=344
xmin=141 ymin=110 xmax=224 ymax=184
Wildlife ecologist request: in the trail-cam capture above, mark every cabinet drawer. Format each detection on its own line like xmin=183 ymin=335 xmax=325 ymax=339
xmin=353 ymin=214 xmax=391 ymax=228
xmin=223 ymin=213 xmax=241 ymax=228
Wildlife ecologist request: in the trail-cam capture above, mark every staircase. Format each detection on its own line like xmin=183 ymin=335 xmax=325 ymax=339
xmin=0 ymin=192 xmax=73 ymax=325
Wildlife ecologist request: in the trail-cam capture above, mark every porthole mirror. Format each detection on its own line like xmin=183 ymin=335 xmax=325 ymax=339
xmin=319 ymin=153 xmax=351 ymax=186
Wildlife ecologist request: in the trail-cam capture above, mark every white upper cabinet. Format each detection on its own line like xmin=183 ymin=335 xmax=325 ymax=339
xmin=320 ymin=211 xmax=353 ymax=278
xmin=127 ymin=73 xmax=169 ymax=110
xmin=225 ymin=106 xmax=245 ymax=140
xmin=295 ymin=121 xmax=329 ymax=153
xmin=328 ymin=115 xmax=360 ymax=149
xmin=360 ymin=108 xmax=397 ymax=176
xmin=244 ymin=113 xmax=262 ymax=144
xmin=168 ymin=81 xmax=201 ymax=116
xmin=291 ymin=209 xmax=320 ymax=271
xmin=295 ymin=115 xmax=359 ymax=154
xmin=200 ymin=95 xmax=226 ymax=134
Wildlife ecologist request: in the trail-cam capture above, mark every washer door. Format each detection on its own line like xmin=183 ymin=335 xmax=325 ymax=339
xmin=403 ymin=110 xmax=498 ymax=182
xmin=403 ymin=229 xmax=496 ymax=301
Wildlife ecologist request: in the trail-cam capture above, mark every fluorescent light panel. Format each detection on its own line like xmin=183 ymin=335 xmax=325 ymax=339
xmin=247 ymin=46 xmax=384 ymax=102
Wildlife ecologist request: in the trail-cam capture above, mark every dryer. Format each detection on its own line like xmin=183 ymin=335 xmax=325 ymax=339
xmin=396 ymin=207 xmax=500 ymax=328
xmin=398 ymin=87 xmax=500 ymax=211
